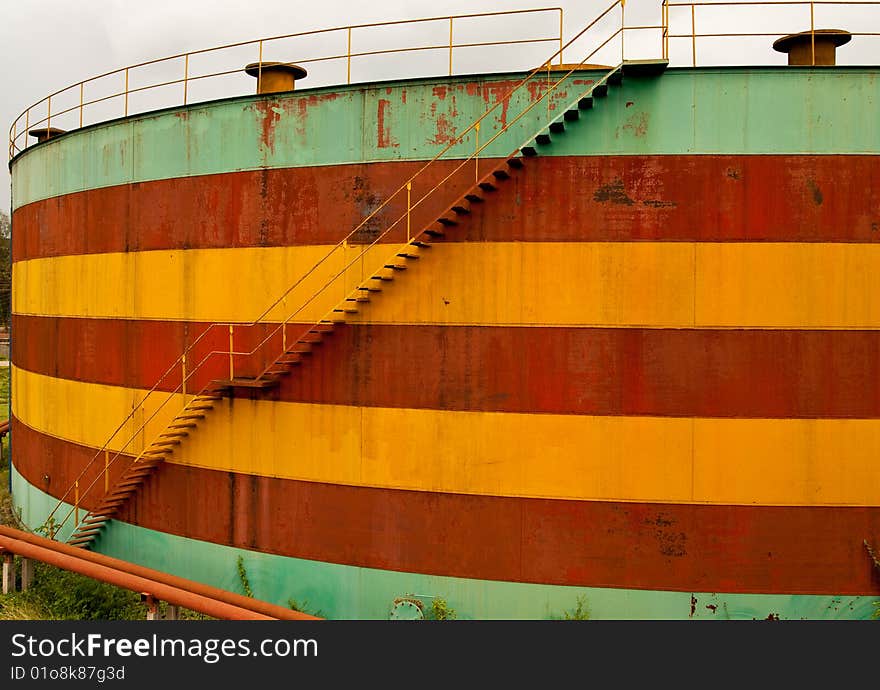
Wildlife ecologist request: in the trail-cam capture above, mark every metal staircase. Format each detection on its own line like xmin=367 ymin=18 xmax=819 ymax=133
xmin=51 ymin=12 xmax=667 ymax=549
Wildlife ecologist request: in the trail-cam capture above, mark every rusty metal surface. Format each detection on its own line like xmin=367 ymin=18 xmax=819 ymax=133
xmin=12 ymin=153 xmax=880 ymax=263
xmin=11 ymin=419 xmax=880 ymax=596
xmin=12 ymin=315 xmax=880 ymax=419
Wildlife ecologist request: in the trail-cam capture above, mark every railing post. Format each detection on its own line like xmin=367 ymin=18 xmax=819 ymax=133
xmin=229 ymin=325 xmax=235 ymax=380
xmin=474 ymin=122 xmax=480 ymax=183
xmin=181 ymin=354 xmax=187 ymax=398
xmin=662 ymin=0 xmax=668 ymax=60
xmin=448 ymin=18 xmax=454 ymax=76
xmin=559 ymin=9 xmax=564 ymax=66
xmin=691 ymin=4 xmax=697 ymax=67
xmin=347 ymin=28 xmax=352 ymax=84
xmin=621 ymin=0 xmax=625 ymax=63
xmin=184 ymin=54 xmax=189 ymax=105
xmin=258 ymin=41 xmax=264 ymax=93
xmin=406 ymin=182 xmax=412 ymax=241
xmin=810 ymin=1 xmax=815 ymax=66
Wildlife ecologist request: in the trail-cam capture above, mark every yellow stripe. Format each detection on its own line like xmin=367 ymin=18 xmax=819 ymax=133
xmin=14 ymin=243 xmax=880 ymax=328
xmin=14 ymin=366 xmax=880 ymax=506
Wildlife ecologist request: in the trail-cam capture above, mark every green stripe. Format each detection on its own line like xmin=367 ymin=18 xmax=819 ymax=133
xmin=12 ymin=67 xmax=880 ymax=210
xmin=11 ymin=466 xmax=877 ymax=620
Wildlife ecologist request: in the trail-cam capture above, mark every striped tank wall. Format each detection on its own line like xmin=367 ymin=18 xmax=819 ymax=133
xmin=10 ymin=66 xmax=880 ymax=619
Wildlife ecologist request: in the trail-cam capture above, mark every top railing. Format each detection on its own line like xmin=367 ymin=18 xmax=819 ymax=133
xmin=7 ymin=7 xmax=565 ymax=160
xmin=662 ymin=0 xmax=880 ymax=66
xmin=9 ymin=2 xmax=880 ymax=161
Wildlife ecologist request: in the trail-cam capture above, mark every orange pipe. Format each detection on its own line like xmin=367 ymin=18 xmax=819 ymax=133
xmin=0 ymin=525 xmax=319 ymax=620
xmin=0 ymin=533 xmax=275 ymax=620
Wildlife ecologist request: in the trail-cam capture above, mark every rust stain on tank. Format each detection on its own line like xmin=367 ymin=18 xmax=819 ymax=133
xmin=807 ymin=178 xmax=824 ymax=205
xmin=294 ymin=92 xmax=340 ymax=137
xmin=622 ymin=111 xmax=649 ymax=138
xmin=433 ymin=85 xmax=448 ymax=100
xmin=594 ymin=178 xmax=634 ymax=206
xmin=430 ymin=113 xmax=456 ymax=145
xmin=255 ymin=100 xmax=282 ymax=154
xmin=377 ymin=98 xmax=398 ymax=148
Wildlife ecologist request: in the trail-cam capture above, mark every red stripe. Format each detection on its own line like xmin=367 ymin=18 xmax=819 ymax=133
xmin=13 ymin=419 xmax=880 ymax=595
xmin=13 ymin=155 xmax=880 ymax=261
xmin=13 ymin=314 xmax=880 ymax=418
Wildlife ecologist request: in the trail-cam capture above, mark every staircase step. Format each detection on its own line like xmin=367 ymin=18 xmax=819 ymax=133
xmin=578 ymin=96 xmax=593 ymax=109
xmin=521 ymin=146 xmax=537 ymax=157
xmin=73 ymin=524 xmax=105 ymax=534
xmin=437 ymin=217 xmax=458 ymax=227
xmin=564 ymin=109 xmax=579 ymax=121
xmin=464 ymin=192 xmax=484 ymax=203
xmin=69 ymin=537 xmax=98 ymax=546
xmin=150 ymin=440 xmax=180 ymax=448
xmin=384 ymin=262 xmax=407 ymax=270
xmin=507 ymin=157 xmax=524 ymax=169
xmin=492 ymin=169 xmax=510 ymax=180
xmin=278 ymin=353 xmax=304 ymax=363
xmin=346 ymin=295 xmax=371 ymax=303
xmin=264 ymin=368 xmax=291 ymax=376
xmin=370 ymin=270 xmax=396 ymax=281
xmin=411 ymin=239 xmax=431 ymax=248
xmin=168 ymin=422 xmax=198 ymax=429
xmin=358 ymin=284 xmax=382 ymax=293
xmin=183 ymin=405 xmax=213 ymax=414
xmin=175 ymin=413 xmax=206 ymax=420
xmin=215 ymin=377 xmax=277 ymax=389
xmin=424 ymin=226 xmax=445 ymax=238
xmin=622 ymin=59 xmax=669 ymax=77
xmin=478 ymin=180 xmax=499 ymax=191
xmin=593 ymin=84 xmax=608 ymax=98
xmin=549 ymin=121 xmax=565 ymax=134
xmin=82 ymin=516 xmax=109 ymax=525
xmin=105 ymin=489 xmax=134 ymax=501
xmin=312 ymin=323 xmax=335 ymax=334
xmin=607 ymin=68 xmax=623 ymax=85
xmin=116 ymin=479 xmax=145 ymax=488
xmin=451 ymin=204 xmax=470 ymax=215
xmin=333 ymin=305 xmax=359 ymax=314
xmin=535 ymin=132 xmax=551 ymax=145
xmin=397 ymin=250 xmax=420 ymax=259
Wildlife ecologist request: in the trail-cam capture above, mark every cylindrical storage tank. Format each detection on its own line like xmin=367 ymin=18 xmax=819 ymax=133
xmin=9 ymin=61 xmax=880 ymax=619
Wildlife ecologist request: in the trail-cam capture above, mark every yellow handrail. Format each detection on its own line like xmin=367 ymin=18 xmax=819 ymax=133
xmin=8 ymin=7 xmax=564 ymax=159
xmin=662 ymin=0 xmax=880 ymax=67
xmin=47 ymin=1 xmax=635 ymax=536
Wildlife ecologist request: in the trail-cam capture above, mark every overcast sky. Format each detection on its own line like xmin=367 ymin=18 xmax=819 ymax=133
xmin=1 ymin=0 xmax=876 ymax=213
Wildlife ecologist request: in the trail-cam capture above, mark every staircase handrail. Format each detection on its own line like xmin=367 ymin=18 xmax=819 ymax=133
xmin=47 ymin=0 xmax=631 ymax=535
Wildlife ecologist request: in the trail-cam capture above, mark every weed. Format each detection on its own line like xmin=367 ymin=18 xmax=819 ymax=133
xmin=561 ymin=595 xmax=591 ymax=620
xmin=236 ymin=556 xmax=253 ymax=598
xmin=427 ymin=597 xmax=457 ymax=621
